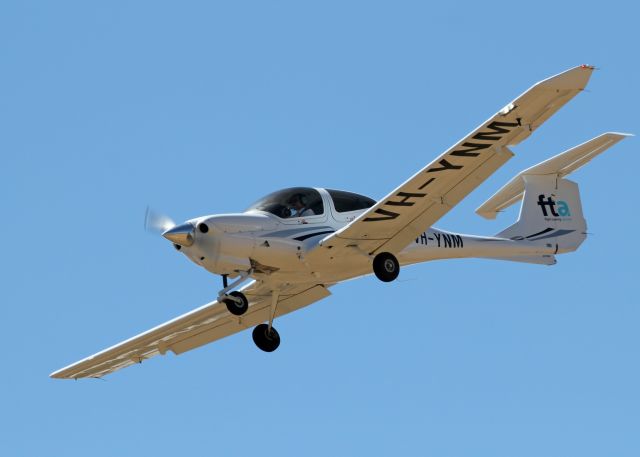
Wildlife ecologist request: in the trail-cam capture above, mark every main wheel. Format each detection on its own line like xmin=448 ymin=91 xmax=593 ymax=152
xmin=252 ymin=324 xmax=281 ymax=352
xmin=373 ymin=252 xmax=400 ymax=282
xmin=224 ymin=291 xmax=248 ymax=316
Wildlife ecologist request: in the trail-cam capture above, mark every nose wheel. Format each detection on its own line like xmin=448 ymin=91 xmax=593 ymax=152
xmin=223 ymin=291 xmax=248 ymax=315
xmin=252 ymin=324 xmax=280 ymax=352
xmin=218 ymin=271 xmax=252 ymax=316
xmin=372 ymin=252 xmax=400 ymax=282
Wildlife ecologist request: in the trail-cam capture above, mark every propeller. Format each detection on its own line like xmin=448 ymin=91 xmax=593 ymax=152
xmin=144 ymin=207 xmax=176 ymax=234
xmin=145 ymin=207 xmax=195 ymax=247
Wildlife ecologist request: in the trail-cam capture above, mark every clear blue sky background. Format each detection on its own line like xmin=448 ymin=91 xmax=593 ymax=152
xmin=1 ymin=1 xmax=638 ymax=456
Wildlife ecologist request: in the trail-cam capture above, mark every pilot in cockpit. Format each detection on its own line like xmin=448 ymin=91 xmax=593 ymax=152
xmin=287 ymin=193 xmax=315 ymax=218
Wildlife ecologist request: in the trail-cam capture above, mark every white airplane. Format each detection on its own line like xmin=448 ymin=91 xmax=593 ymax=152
xmin=51 ymin=65 xmax=630 ymax=379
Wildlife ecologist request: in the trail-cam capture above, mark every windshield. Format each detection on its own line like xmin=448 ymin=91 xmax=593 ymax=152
xmin=245 ymin=187 xmax=324 ymax=219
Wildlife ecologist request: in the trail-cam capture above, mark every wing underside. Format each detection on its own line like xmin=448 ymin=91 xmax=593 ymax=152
xmin=50 ymin=282 xmax=331 ymax=379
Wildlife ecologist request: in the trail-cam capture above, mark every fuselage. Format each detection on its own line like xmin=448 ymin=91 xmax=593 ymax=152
xmin=173 ymin=187 xmax=554 ymax=286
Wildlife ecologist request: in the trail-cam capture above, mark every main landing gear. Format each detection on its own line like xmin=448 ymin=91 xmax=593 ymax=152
xmin=219 ymin=273 xmax=250 ymax=316
xmin=372 ymin=252 xmax=400 ymax=282
xmin=253 ymin=289 xmax=281 ymax=352
xmin=252 ymin=324 xmax=280 ymax=352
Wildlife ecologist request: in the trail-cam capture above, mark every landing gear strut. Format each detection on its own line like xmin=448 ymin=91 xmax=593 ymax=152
xmin=372 ymin=252 xmax=400 ymax=282
xmin=219 ymin=271 xmax=251 ymax=316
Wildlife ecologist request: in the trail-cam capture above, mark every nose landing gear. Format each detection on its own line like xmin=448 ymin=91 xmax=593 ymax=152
xmin=218 ymin=272 xmax=251 ymax=316
xmin=223 ymin=291 xmax=248 ymax=315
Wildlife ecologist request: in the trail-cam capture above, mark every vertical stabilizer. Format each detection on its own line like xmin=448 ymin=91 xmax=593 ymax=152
xmin=497 ymin=176 xmax=586 ymax=253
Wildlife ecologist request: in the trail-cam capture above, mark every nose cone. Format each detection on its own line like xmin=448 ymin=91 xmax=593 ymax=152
xmin=162 ymin=223 xmax=195 ymax=247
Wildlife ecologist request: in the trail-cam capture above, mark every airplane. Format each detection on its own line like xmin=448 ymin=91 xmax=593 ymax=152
xmin=51 ymin=65 xmax=631 ymax=379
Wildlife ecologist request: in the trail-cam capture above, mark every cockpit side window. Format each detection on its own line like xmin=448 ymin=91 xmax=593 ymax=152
xmin=327 ymin=189 xmax=376 ymax=213
xmin=245 ymin=187 xmax=324 ymax=219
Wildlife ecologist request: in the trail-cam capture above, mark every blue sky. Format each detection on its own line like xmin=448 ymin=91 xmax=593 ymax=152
xmin=1 ymin=1 xmax=638 ymax=455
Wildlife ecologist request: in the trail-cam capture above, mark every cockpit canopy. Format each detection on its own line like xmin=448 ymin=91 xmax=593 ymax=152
xmin=326 ymin=189 xmax=376 ymax=213
xmin=245 ymin=187 xmax=377 ymax=219
xmin=245 ymin=187 xmax=325 ymax=219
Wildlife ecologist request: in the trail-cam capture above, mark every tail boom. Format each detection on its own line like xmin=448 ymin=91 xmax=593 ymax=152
xmin=398 ymin=228 xmax=556 ymax=265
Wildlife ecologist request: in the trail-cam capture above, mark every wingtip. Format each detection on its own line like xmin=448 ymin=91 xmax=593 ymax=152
xmin=535 ymin=64 xmax=596 ymax=91
xmin=602 ymin=132 xmax=635 ymax=139
xmin=49 ymin=368 xmax=71 ymax=379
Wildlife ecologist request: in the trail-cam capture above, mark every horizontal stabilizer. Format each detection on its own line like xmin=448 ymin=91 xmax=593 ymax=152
xmin=476 ymin=132 xmax=632 ymax=219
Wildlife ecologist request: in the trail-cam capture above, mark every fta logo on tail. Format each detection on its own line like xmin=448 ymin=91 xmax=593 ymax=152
xmin=537 ymin=194 xmax=571 ymax=217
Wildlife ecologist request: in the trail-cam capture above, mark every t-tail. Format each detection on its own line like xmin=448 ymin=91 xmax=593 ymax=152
xmin=476 ymin=132 xmax=631 ymax=263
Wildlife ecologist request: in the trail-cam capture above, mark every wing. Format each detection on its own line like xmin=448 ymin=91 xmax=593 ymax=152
xmin=313 ymin=65 xmax=595 ymax=257
xmin=50 ymin=282 xmax=331 ymax=379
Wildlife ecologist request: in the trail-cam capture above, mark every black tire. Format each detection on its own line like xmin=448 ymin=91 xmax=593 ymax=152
xmin=372 ymin=252 xmax=400 ymax=282
xmin=252 ymin=324 xmax=281 ymax=352
xmin=224 ymin=291 xmax=248 ymax=316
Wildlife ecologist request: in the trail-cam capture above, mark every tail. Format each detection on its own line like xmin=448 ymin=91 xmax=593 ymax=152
xmin=496 ymin=175 xmax=587 ymax=253
xmin=477 ymin=132 xmax=631 ymax=258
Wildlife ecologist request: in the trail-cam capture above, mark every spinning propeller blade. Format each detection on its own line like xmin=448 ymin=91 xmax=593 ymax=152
xmin=144 ymin=207 xmax=176 ymax=234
